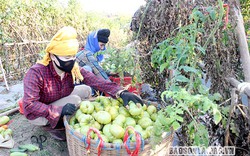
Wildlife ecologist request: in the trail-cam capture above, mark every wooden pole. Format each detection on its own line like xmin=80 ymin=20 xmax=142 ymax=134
xmin=234 ymin=6 xmax=250 ymax=82
xmin=0 ymin=57 xmax=9 ymax=90
xmin=233 ymin=3 xmax=250 ymax=129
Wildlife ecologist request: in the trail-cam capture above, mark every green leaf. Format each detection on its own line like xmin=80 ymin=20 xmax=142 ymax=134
xmin=175 ymin=75 xmax=190 ymax=83
xmin=160 ymin=62 xmax=169 ymax=73
xmin=222 ymin=119 xmax=227 ymax=128
xmin=194 ymin=134 xmax=200 ymax=146
xmin=175 ymin=108 xmax=184 ymax=115
xmin=165 ymin=118 xmax=171 ymax=124
xmin=187 ymin=121 xmax=195 ymax=131
xmin=179 ymin=66 xmax=197 ymax=73
xmin=168 ymin=65 xmax=175 ymax=70
xmin=213 ymin=110 xmax=222 ymax=125
xmin=164 ymin=106 xmax=173 ymax=114
xmin=207 ymin=7 xmax=216 ymax=21
xmin=171 ymin=121 xmax=181 ymax=130
xmin=221 ymin=106 xmax=230 ymax=115
xmin=169 ymin=112 xmax=175 ymax=117
xmin=211 ymin=103 xmax=218 ymax=114
xmin=170 ymin=117 xmax=176 ymax=123
xmin=193 ymin=10 xmax=205 ymax=22
xmin=210 ymin=93 xmax=222 ymax=101
xmin=195 ymin=44 xmax=206 ymax=54
xmin=158 ymin=113 xmax=169 ymax=127
xmin=175 ymin=115 xmax=184 ymax=122
xmin=230 ymin=122 xmax=239 ymax=137
xmin=153 ymin=120 xmax=164 ymax=136
xmin=202 ymin=100 xmax=212 ymax=112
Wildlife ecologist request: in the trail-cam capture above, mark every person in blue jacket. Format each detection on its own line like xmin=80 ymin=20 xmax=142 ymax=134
xmin=76 ymin=29 xmax=112 ymax=80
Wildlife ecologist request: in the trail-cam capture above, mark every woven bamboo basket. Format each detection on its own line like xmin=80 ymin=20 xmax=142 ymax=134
xmin=63 ymin=114 xmax=174 ymax=156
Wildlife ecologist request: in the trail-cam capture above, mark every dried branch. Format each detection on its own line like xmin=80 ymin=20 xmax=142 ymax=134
xmin=225 ymin=88 xmax=237 ymax=146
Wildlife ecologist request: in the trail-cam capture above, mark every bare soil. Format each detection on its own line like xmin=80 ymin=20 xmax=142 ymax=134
xmin=0 ymin=112 xmax=69 ymax=156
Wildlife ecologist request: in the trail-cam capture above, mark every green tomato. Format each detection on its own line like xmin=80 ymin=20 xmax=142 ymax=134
xmin=111 ymin=99 xmax=120 ymax=106
xmin=147 ymin=105 xmax=157 ymax=115
xmin=80 ymin=101 xmax=94 ymax=114
xmin=93 ymin=102 xmax=104 ymax=112
xmin=110 ymin=124 xmax=125 ymax=139
xmin=90 ymin=121 xmax=102 ymax=130
xmin=119 ymin=107 xmax=130 ymax=117
xmin=138 ymin=117 xmax=153 ymax=129
xmin=75 ymin=109 xmax=83 ymax=120
xmin=150 ymin=113 xmax=157 ymax=121
xmin=79 ymin=114 xmax=94 ymax=126
xmin=124 ymin=117 xmax=136 ymax=128
xmin=103 ymin=124 xmax=115 ymax=142
xmin=129 ymin=102 xmax=143 ymax=116
xmin=94 ymin=111 xmax=111 ymax=124
xmin=70 ymin=116 xmax=77 ymax=126
xmin=113 ymin=114 xmax=126 ymax=127
xmin=80 ymin=126 xmax=90 ymax=135
xmin=107 ymin=107 xmax=119 ymax=120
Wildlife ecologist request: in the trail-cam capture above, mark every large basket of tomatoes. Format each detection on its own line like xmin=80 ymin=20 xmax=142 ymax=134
xmin=63 ymin=96 xmax=174 ymax=156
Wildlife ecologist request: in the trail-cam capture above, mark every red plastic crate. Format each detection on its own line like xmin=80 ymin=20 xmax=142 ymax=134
xmin=128 ymin=84 xmax=141 ymax=95
xmin=109 ymin=77 xmax=132 ymax=86
xmin=108 ymin=76 xmax=141 ymax=96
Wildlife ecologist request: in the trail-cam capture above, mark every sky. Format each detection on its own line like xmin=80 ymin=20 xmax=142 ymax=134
xmin=80 ymin=0 xmax=146 ymax=16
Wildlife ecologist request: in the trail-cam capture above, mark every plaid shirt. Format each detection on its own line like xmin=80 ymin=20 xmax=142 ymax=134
xmin=76 ymin=50 xmax=109 ymax=80
xmin=23 ymin=62 xmax=121 ymax=128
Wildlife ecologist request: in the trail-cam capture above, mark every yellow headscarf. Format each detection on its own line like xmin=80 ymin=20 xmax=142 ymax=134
xmin=37 ymin=26 xmax=83 ymax=83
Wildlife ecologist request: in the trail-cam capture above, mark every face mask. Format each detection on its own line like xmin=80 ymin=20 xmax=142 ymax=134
xmin=54 ymin=55 xmax=76 ymax=73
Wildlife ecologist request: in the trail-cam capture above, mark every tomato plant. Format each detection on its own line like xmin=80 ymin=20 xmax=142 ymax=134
xmin=152 ymin=89 xmax=222 ymax=147
xmin=151 ymin=0 xmax=226 ymax=147
xmin=102 ymin=47 xmax=141 ymax=83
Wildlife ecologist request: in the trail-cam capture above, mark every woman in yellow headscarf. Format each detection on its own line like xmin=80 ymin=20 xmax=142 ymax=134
xmin=22 ymin=26 xmax=143 ymax=141
xmin=38 ymin=26 xmax=83 ymax=83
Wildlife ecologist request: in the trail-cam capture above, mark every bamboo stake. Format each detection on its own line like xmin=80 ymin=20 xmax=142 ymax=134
xmin=0 ymin=57 xmax=9 ymax=90
xmin=0 ymin=107 xmax=19 ymax=117
xmin=3 ymin=40 xmax=49 ymax=47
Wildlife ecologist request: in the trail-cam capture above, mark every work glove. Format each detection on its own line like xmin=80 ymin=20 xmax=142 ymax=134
xmin=107 ymin=72 xmax=119 ymax=77
xmin=106 ymin=71 xmax=119 ymax=77
xmin=61 ymin=103 xmax=76 ymax=116
xmin=120 ymin=90 xmax=143 ymax=107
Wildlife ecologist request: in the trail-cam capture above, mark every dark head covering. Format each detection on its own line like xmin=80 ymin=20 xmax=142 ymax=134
xmin=97 ymin=29 xmax=110 ymax=43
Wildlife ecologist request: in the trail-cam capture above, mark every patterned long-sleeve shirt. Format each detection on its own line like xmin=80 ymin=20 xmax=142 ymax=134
xmin=76 ymin=50 xmax=109 ymax=80
xmin=23 ymin=62 xmax=121 ymax=128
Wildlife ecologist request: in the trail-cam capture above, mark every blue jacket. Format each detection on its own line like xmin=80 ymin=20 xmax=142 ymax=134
xmin=76 ymin=30 xmax=109 ymax=80
xmin=84 ymin=31 xmax=104 ymax=62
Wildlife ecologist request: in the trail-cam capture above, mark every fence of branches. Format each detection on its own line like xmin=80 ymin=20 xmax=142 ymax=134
xmin=0 ymin=41 xmax=48 ymax=80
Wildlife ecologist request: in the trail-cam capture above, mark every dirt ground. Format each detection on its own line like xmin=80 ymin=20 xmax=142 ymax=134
xmin=0 ymin=80 xmax=23 ymax=110
xmin=0 ymin=112 xmax=69 ymax=156
xmin=0 ymin=80 xmax=69 ymax=155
